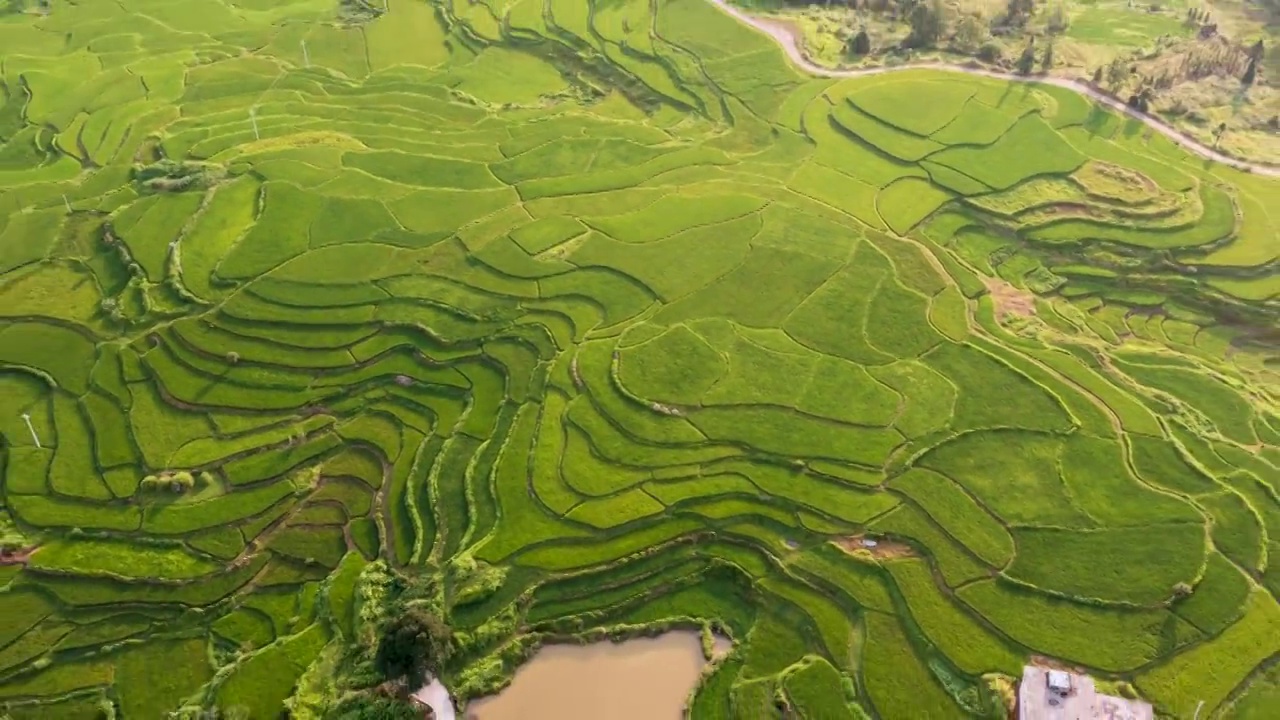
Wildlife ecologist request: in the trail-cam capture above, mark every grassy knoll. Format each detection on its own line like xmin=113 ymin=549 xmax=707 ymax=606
xmin=0 ymin=0 xmax=1275 ymax=717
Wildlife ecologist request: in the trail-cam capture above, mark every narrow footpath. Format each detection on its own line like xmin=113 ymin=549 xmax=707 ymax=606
xmin=707 ymin=0 xmax=1280 ymax=178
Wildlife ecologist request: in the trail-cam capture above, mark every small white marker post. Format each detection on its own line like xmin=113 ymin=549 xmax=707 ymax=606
xmin=249 ymin=106 xmax=260 ymax=140
xmin=20 ymin=413 xmax=41 ymax=449
xmin=301 ymin=40 xmax=310 ymax=68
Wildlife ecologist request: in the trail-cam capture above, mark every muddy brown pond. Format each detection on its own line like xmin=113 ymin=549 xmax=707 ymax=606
xmin=463 ymin=631 xmax=729 ymax=720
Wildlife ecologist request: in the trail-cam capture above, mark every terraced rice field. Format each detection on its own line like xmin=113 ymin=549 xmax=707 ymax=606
xmin=0 ymin=0 xmax=1277 ymax=717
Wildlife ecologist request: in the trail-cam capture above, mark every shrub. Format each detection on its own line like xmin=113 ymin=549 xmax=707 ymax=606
xmin=848 ymin=28 xmax=872 ymax=55
xmin=977 ymin=41 xmax=1003 ymax=63
xmin=374 ymin=607 xmax=455 ymax=686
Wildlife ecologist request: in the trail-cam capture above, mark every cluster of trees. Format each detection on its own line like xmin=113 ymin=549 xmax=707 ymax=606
xmin=1010 ymin=37 xmax=1056 ymax=74
xmin=139 ymin=470 xmax=213 ymax=493
xmin=1184 ymin=7 xmax=1213 ymax=25
xmin=323 ymin=562 xmax=462 ymax=720
xmin=328 ymin=606 xmax=456 ymax=718
xmin=374 ymin=607 xmax=456 ymax=688
xmin=1088 ymin=37 xmax=1264 ymax=122
xmin=845 ymin=0 xmax=1069 ymax=60
xmin=844 ymin=0 xmax=970 ymax=54
xmin=132 ymin=160 xmax=218 ymax=193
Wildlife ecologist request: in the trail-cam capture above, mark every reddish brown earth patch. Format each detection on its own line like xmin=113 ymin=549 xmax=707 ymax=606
xmin=983 ymin=277 xmax=1037 ymax=319
xmin=836 ymin=534 xmax=916 ymax=560
xmin=0 ymin=545 xmax=39 ymax=565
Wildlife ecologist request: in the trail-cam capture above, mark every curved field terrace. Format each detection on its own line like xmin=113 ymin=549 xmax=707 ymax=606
xmin=0 ymin=0 xmax=1277 ymax=718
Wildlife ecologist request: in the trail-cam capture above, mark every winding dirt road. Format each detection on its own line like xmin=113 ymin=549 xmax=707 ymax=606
xmin=708 ymin=0 xmax=1280 ymax=178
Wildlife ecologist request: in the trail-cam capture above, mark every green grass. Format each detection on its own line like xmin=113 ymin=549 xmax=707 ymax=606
xmin=888 ymin=469 xmax=1014 ymax=567
xmin=616 ymin=324 xmax=726 ymax=405
xmin=1129 ymin=435 xmax=1221 ymax=495
xmin=1005 ymin=524 xmax=1205 ymax=605
xmin=55 ymin=614 xmax=154 ymax=652
xmin=1173 ymin=551 xmax=1251 ymax=636
xmin=1112 ymin=358 xmax=1259 ymax=445
xmin=783 ymin=656 xmax=860 ymax=719
xmin=861 ymin=612 xmax=967 ymax=719
xmin=1058 ymin=434 xmax=1201 ymax=525
xmin=112 ymin=191 xmax=203 ymax=281
xmin=930 ymin=115 xmax=1086 ymax=190
xmin=959 ymin=579 xmax=1188 ymax=671
xmin=920 ymin=431 xmax=1093 ymax=527
xmin=741 ymin=605 xmax=815 ymax=678
xmin=214 ymin=607 xmax=276 ymax=648
xmin=1136 ymin=590 xmax=1280 ymax=717
xmin=584 ymin=193 xmax=767 ymax=244
xmin=214 ymin=624 xmax=331 ymax=719
xmin=1067 ymin=7 xmax=1190 ymax=47
xmin=30 ymin=538 xmax=219 ymax=580
xmin=1221 ymin=661 xmax=1280 ymax=719
xmin=690 ymin=406 xmax=904 ymax=467
xmin=886 ymin=559 xmax=1023 ymax=675
xmin=922 ymin=343 xmax=1073 ymax=433
xmin=762 ymin=575 xmax=858 ymax=667
xmin=0 ymin=322 xmax=96 ymax=395
xmin=870 ymin=504 xmax=989 ymax=586
xmin=115 ymin=638 xmax=214 ymax=719
xmin=830 ymin=101 xmax=945 ymax=163
xmin=1201 ymin=491 xmax=1266 ymax=573
xmin=0 ymin=1 xmax=1276 ymax=716
xmin=848 ymin=77 xmax=974 ymax=137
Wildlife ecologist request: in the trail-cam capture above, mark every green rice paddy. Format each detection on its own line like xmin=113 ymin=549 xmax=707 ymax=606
xmin=0 ymin=0 xmax=1277 ymax=717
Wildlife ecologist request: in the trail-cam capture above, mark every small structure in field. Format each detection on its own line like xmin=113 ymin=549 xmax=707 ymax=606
xmin=1018 ymin=665 xmax=1152 ymax=720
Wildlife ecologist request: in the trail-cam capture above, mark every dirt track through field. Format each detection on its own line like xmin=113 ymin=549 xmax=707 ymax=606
xmin=707 ymin=0 xmax=1280 ymax=178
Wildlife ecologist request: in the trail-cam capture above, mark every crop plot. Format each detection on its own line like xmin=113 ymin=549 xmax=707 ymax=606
xmin=0 ymin=0 xmax=1275 ymax=718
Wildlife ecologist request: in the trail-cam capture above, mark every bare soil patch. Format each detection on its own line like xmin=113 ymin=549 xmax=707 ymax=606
xmin=836 ymin=534 xmax=916 ymax=560
xmin=0 ymin=545 xmax=39 ymax=565
xmin=983 ymin=277 xmax=1037 ymax=319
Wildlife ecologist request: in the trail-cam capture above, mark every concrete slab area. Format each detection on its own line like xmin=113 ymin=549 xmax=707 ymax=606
xmin=1018 ymin=665 xmax=1153 ymax=720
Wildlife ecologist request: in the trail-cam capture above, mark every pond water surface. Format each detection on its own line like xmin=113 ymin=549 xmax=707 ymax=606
xmin=465 ymin=631 xmax=728 ymax=720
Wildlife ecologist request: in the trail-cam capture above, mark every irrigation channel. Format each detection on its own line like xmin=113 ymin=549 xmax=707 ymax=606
xmin=446 ymin=632 xmax=730 ymax=719
xmin=708 ymin=0 xmax=1280 ymax=178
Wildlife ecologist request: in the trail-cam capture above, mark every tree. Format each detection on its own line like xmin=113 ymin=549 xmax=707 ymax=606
xmin=1106 ymin=57 xmax=1129 ymax=88
xmin=906 ymin=0 xmax=948 ymax=48
xmin=953 ymin=14 xmax=986 ymax=53
xmin=171 ymin=471 xmax=195 ymax=492
xmin=1016 ymin=39 xmax=1036 ymax=75
xmin=1248 ymin=39 xmax=1265 ymax=62
xmin=1126 ymin=87 xmax=1152 ymax=113
xmin=1242 ymin=56 xmax=1258 ymax=85
xmin=848 ymin=27 xmax=872 ymax=55
xmin=1047 ymin=2 xmax=1070 ymax=33
xmin=374 ymin=607 xmax=455 ymax=688
xmin=1042 ymin=40 xmax=1055 ymax=72
xmin=1092 ymin=67 xmax=1104 ymax=84
xmin=1213 ymin=122 xmax=1228 ymax=147
xmin=1004 ymin=0 xmax=1034 ymax=27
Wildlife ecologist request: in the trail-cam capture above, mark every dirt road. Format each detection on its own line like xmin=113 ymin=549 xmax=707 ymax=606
xmin=707 ymin=0 xmax=1280 ymax=178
